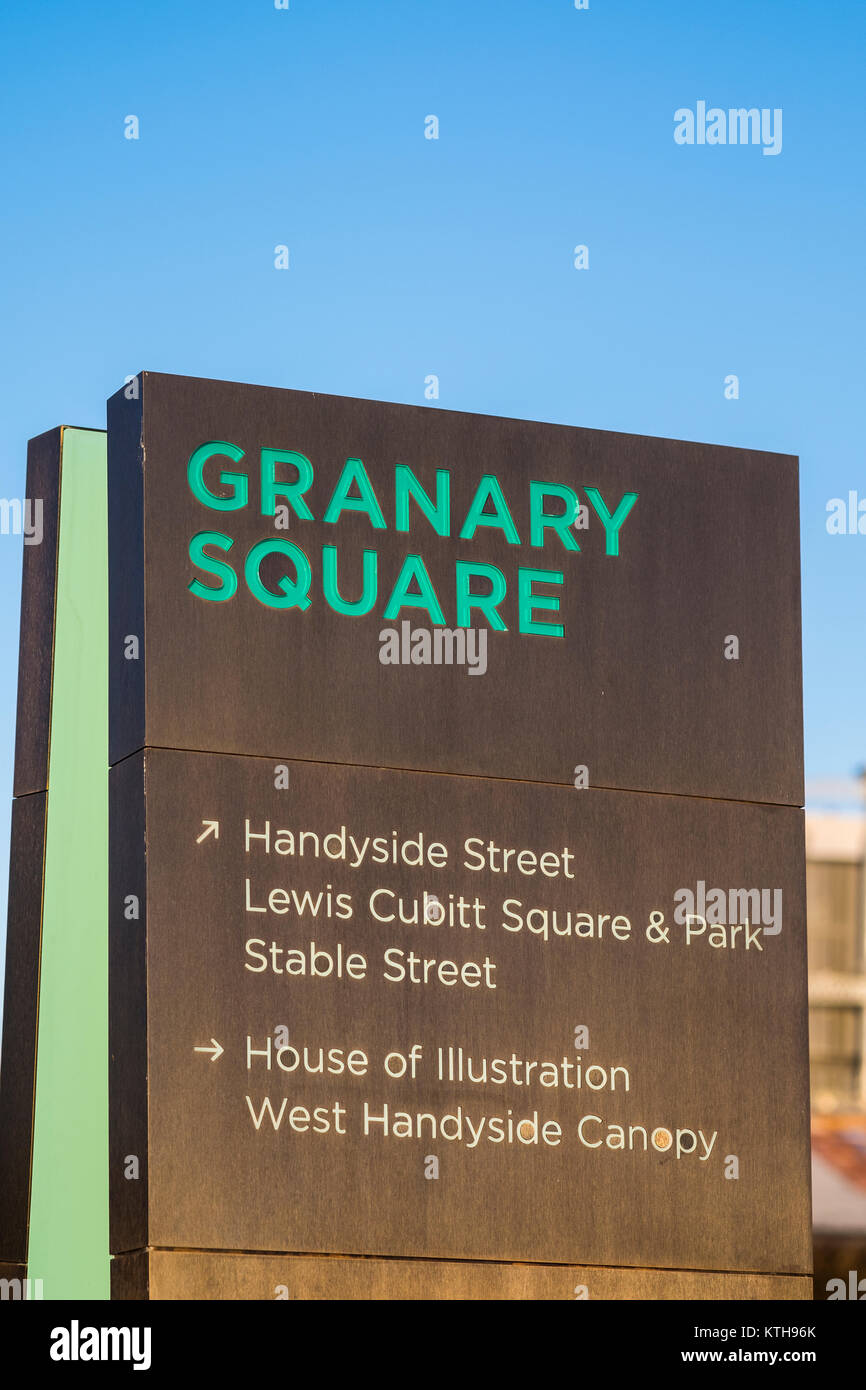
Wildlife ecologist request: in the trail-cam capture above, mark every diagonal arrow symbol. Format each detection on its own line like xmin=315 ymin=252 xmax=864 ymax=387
xmin=196 ymin=820 xmax=219 ymax=843
xmin=194 ymin=1039 xmax=224 ymax=1062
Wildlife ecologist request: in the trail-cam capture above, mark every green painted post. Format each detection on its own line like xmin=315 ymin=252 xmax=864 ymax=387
xmin=27 ymin=427 xmax=109 ymax=1298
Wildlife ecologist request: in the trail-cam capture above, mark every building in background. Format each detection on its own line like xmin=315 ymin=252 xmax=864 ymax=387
xmin=808 ymin=811 xmax=866 ymax=1110
xmin=806 ymin=794 xmax=866 ymax=1297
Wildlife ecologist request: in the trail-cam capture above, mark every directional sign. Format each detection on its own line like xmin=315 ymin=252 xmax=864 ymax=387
xmin=105 ymin=376 xmax=811 ymax=1301
xmin=109 ymin=747 xmax=810 ymax=1279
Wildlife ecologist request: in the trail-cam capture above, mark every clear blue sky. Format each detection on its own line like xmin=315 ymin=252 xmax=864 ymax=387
xmin=1 ymin=0 xmax=865 ymax=965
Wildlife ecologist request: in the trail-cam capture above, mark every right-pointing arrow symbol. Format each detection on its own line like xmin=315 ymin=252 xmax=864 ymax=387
xmin=194 ymin=1039 xmax=224 ymax=1062
xmin=196 ymin=820 xmax=219 ymax=843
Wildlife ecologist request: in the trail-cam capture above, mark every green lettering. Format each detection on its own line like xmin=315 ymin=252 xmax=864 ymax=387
xmin=244 ymin=539 xmax=312 ymax=610
xmin=261 ymin=448 xmax=315 ymax=520
xmin=529 ymin=481 xmax=580 ymax=550
xmin=585 ymin=487 xmax=638 ymax=556
xmin=383 ymin=554 xmax=445 ymax=624
xmin=518 ymin=567 xmax=564 ymax=637
xmin=187 ymin=441 xmax=248 ymax=510
xmin=395 ymin=466 xmax=450 ymax=536
xmin=188 ymin=531 xmax=238 ymax=601
xmin=322 ymin=545 xmax=378 ymax=615
xmin=323 ymin=458 xmax=386 ymax=529
xmin=459 ymin=475 xmax=520 ymax=544
xmin=455 ymin=561 xmax=508 ymax=630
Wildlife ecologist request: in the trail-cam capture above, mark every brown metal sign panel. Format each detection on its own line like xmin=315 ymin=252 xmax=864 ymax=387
xmin=13 ymin=428 xmax=61 ymax=798
xmin=107 ymin=373 xmax=803 ymax=805
xmin=109 ymin=748 xmax=811 ymax=1275
xmin=0 ymin=793 xmax=47 ymax=1264
xmin=1 ymin=427 xmax=64 ymax=1270
xmin=110 ymin=1250 xmax=812 ymax=1302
